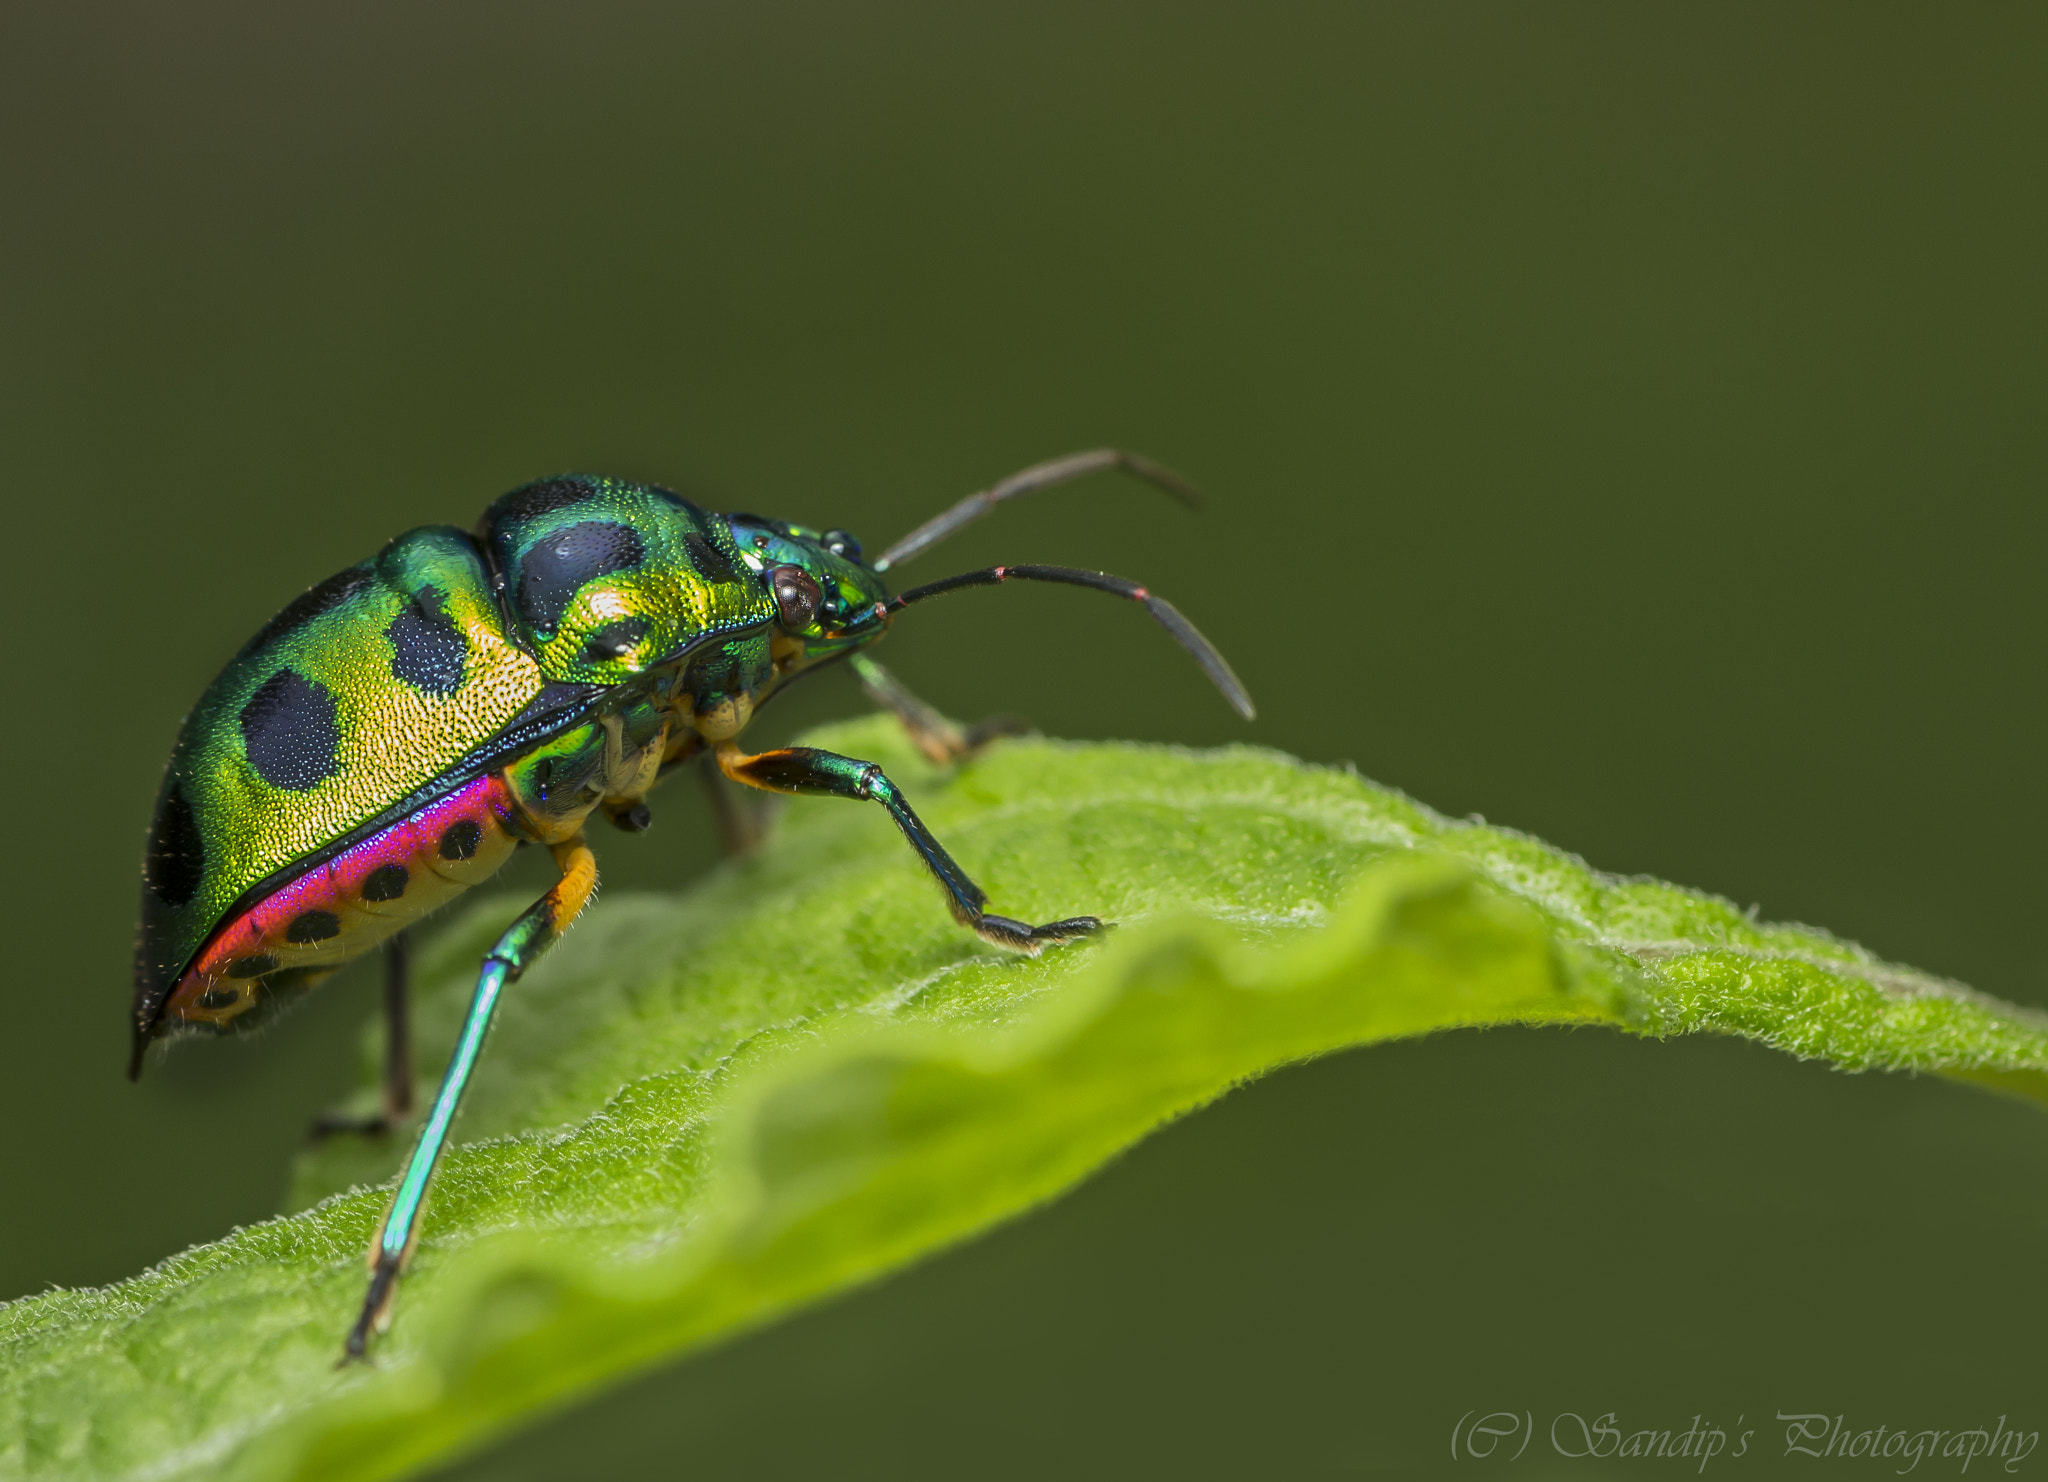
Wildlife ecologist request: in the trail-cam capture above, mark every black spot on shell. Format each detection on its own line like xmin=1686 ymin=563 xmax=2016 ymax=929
xmin=239 ymin=669 xmax=342 ymax=791
xmin=362 ymin=863 xmax=410 ymax=902
xmin=517 ymin=521 xmax=646 ymax=635
xmin=227 ymin=954 xmax=276 ymax=978
xmin=494 ymin=476 xmax=597 ymax=524
xmin=198 ymin=987 xmax=241 ymax=1010
xmin=386 ymin=586 xmax=467 ymax=695
xmin=584 ymin=616 xmax=648 ymax=662
xmin=145 ymin=784 xmax=206 ymax=906
xmin=240 ymin=565 xmax=377 ymax=657
xmin=439 ymin=819 xmax=482 ymax=860
xmin=286 ymin=910 xmax=341 ymax=943
xmin=684 ymin=531 xmax=739 ymax=584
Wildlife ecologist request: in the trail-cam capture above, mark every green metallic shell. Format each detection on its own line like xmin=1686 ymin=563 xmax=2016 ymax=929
xmin=137 ymin=525 xmax=545 ymax=1009
xmin=477 ymin=475 xmax=770 ymax=687
xmin=137 ymin=476 xmax=776 ymax=1027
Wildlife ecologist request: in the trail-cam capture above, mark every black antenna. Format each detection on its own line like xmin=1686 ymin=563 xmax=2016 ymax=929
xmin=872 ymin=449 xmax=1199 ymax=574
xmin=887 ymin=564 xmax=1255 ymax=720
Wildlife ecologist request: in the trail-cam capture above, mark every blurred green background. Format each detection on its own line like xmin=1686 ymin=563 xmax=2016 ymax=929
xmin=4 ymin=2 xmax=2045 ymax=1474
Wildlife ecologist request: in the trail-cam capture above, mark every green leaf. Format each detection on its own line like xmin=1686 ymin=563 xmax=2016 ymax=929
xmin=6 ymin=717 xmax=2047 ymax=1482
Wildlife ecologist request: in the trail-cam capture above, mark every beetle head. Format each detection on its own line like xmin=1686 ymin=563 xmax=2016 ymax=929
xmin=722 ymin=514 xmax=891 ymax=668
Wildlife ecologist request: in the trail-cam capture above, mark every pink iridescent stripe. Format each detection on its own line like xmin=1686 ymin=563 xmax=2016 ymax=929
xmin=191 ymin=773 xmax=517 ymax=974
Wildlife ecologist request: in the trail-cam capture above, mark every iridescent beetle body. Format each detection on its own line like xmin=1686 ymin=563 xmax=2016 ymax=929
xmin=136 ymin=484 xmax=771 ymax=1047
xmin=132 ymin=452 xmax=1252 ymax=1358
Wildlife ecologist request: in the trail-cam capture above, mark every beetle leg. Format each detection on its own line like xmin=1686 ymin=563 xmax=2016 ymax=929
xmin=309 ymin=931 xmax=416 ymax=1140
xmin=714 ymin=740 xmax=1098 ymax=954
xmin=847 ymin=653 xmax=1029 ymax=766
xmin=698 ymin=752 xmax=767 ymax=856
xmin=342 ymin=835 xmax=598 ymax=1362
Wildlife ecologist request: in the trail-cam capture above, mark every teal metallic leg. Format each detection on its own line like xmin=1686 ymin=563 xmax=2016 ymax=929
xmin=847 ymin=653 xmax=1028 ymax=766
xmin=342 ymin=835 xmax=598 ymax=1361
xmin=714 ymin=740 xmax=1097 ymax=953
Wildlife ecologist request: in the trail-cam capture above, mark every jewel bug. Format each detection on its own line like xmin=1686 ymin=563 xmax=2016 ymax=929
xmin=131 ymin=449 xmax=1254 ymax=1358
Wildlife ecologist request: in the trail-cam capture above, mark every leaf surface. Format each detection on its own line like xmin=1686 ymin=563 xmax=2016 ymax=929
xmin=6 ymin=718 xmax=2046 ymax=1481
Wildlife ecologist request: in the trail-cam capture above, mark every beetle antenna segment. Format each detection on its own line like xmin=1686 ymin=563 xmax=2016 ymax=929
xmin=871 ymin=449 xmax=1200 ymax=574
xmin=887 ymin=564 xmax=1255 ymax=721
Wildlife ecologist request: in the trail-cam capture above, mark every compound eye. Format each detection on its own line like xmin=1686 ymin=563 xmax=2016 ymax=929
xmin=822 ymin=528 xmax=863 ymax=563
xmin=768 ymin=564 xmax=823 ymax=630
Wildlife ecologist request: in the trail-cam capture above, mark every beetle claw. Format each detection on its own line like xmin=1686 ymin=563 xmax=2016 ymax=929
xmin=974 ymin=913 xmax=1103 ymax=954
